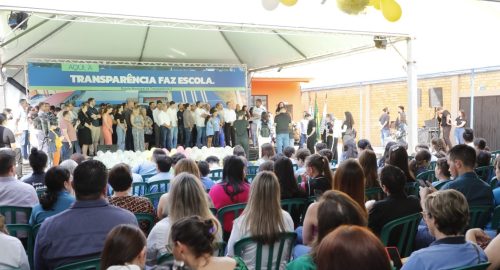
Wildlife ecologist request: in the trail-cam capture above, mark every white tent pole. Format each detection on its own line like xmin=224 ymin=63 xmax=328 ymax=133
xmin=406 ymin=37 xmax=417 ymax=153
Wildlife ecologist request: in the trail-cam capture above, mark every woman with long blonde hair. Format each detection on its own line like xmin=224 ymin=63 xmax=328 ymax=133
xmin=146 ymin=172 xmax=221 ymax=266
xmin=227 ymin=171 xmax=294 ymax=269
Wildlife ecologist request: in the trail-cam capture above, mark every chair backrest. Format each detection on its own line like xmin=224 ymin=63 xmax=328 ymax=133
xmin=0 ymin=206 xmax=32 ymax=224
xmin=216 ymin=203 xmax=247 ymax=233
xmin=132 ymin=182 xmax=148 ymax=196
xmin=365 ymin=187 xmax=386 ymax=201
xmin=416 ymin=170 xmax=436 ymax=183
xmin=453 ymin=262 xmax=491 ymax=270
xmin=469 ymin=205 xmax=492 ymax=229
xmin=428 ymin=161 xmax=437 ymax=170
xmin=141 ymin=173 xmax=156 ymax=182
xmin=144 ymin=192 xmax=163 ymax=210
xmin=491 ymin=205 xmax=500 ymax=234
xmin=475 ymin=166 xmax=494 ymax=182
xmin=157 ymin=253 xmax=174 ymax=265
xmin=490 ymin=177 xmax=498 ymax=190
xmin=210 ymin=169 xmax=223 ymax=181
xmin=54 ymin=258 xmax=101 ymax=270
xmin=280 ymin=198 xmax=307 ymax=227
xmin=134 ymin=213 xmax=155 ymax=234
xmin=33 ymin=223 xmax=41 ymax=239
xmin=148 ymin=179 xmax=170 ymax=193
xmin=233 ymin=232 xmax=297 ymax=270
xmin=380 ymin=212 xmax=422 ymax=258
xmin=404 ymin=182 xmax=419 ymax=197
xmin=6 ymin=224 xmax=35 ymax=266
xmin=247 ymin=166 xmax=259 ymax=175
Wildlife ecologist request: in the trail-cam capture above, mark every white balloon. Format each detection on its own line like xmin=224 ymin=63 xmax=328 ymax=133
xmin=262 ymin=0 xmax=279 ymax=11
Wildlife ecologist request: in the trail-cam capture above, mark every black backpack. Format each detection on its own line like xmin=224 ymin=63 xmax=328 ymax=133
xmin=260 ymin=121 xmax=271 ymax=137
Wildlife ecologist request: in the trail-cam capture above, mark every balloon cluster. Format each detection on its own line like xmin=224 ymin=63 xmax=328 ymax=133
xmin=369 ymin=0 xmax=402 ymax=22
xmin=262 ymin=0 xmax=298 ymax=11
xmin=261 ymin=0 xmax=402 ymax=23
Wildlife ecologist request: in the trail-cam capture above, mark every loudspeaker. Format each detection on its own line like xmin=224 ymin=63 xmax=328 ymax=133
xmin=97 ymin=145 xmax=118 ymax=153
xmin=429 ymin=87 xmax=443 ymax=108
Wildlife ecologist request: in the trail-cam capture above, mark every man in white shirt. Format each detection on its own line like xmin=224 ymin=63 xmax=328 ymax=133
xmin=223 ymin=101 xmax=237 ymax=147
xmin=299 ymin=112 xmax=309 ymax=149
xmin=157 ymin=104 xmax=171 ymax=149
xmin=195 ymin=102 xmax=208 ymax=148
xmin=152 ymin=101 xmax=162 ymax=148
xmin=250 ymin=99 xmax=266 ymax=148
xmin=0 ymin=149 xmax=38 ymax=224
xmin=166 ymin=101 xmax=178 ymax=149
xmin=14 ymin=99 xmax=30 ymax=161
xmin=183 ymin=104 xmax=196 ymax=148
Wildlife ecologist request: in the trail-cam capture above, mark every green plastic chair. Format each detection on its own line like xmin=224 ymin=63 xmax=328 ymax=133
xmin=144 ymin=192 xmax=163 ymax=210
xmin=404 ymin=182 xmax=419 ymax=197
xmin=0 ymin=206 xmax=32 ymax=224
xmin=6 ymin=224 xmax=35 ymax=266
xmin=490 ymin=177 xmax=498 ymax=190
xmin=233 ymin=232 xmax=297 ymax=270
xmin=365 ymin=187 xmax=386 ymax=201
xmin=210 ymin=169 xmax=223 ymax=181
xmin=247 ymin=166 xmax=259 ymax=175
xmin=416 ymin=170 xmax=436 ymax=183
xmin=280 ymin=198 xmax=307 ymax=226
xmin=380 ymin=212 xmax=422 ymax=258
xmin=216 ymin=203 xmax=247 ymax=234
xmin=135 ymin=213 xmax=155 ymax=234
xmin=428 ymin=161 xmax=437 ymax=170
xmin=54 ymin=258 xmax=101 ymax=270
xmin=292 ymin=164 xmax=298 ymax=171
xmin=490 ymin=205 xmax=500 ymax=234
xmin=475 ymin=166 xmax=494 ymax=182
xmin=132 ymin=182 xmax=148 ymax=196
xmin=453 ymin=262 xmax=491 ymax=270
xmin=469 ymin=205 xmax=492 ymax=229
xmin=141 ymin=173 xmax=156 ymax=182
xmin=148 ymin=179 xmax=170 ymax=193
xmin=157 ymin=253 xmax=174 ymax=265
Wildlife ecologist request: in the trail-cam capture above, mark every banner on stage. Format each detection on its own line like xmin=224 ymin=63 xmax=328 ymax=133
xmin=27 ymin=62 xmax=247 ymax=106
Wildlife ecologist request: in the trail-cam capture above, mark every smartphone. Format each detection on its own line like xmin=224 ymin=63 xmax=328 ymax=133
xmin=417 ymin=179 xmax=431 ymax=188
xmin=386 ymin=247 xmax=403 ymax=270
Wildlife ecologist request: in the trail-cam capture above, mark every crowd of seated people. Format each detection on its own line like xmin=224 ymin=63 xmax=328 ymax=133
xmin=1 ymin=129 xmax=500 ymax=270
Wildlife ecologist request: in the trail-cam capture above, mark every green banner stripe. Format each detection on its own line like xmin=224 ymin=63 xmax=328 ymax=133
xmin=61 ymin=63 xmax=100 ymax=72
xmin=29 ymin=86 xmax=246 ymax=91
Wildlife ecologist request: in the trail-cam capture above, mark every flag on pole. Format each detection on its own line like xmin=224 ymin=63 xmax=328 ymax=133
xmin=308 ymin=92 xmax=313 ymax=116
xmin=319 ymin=93 xmax=328 ymax=141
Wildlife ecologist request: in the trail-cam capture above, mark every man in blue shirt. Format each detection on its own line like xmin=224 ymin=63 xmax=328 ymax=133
xmin=34 ymin=160 xmax=138 ymax=270
xmin=441 ymin=144 xmax=493 ymax=208
xmin=197 ymin=160 xmax=215 ymax=190
xmin=403 ymin=190 xmax=488 ymax=270
xmin=148 ymin=155 xmax=173 ymax=193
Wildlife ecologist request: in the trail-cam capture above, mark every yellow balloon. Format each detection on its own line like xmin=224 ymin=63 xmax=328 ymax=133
xmin=381 ymin=0 xmax=402 ymax=22
xmin=280 ymin=0 xmax=298 ymax=7
xmin=369 ymin=0 xmax=381 ymax=10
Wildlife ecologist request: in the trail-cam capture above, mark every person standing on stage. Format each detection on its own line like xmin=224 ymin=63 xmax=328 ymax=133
xmin=379 ymin=107 xmax=390 ymax=146
xmin=332 ymin=115 xmax=342 ymax=161
xmin=323 ymin=114 xmax=335 ymax=151
xmin=167 ymin=101 xmax=178 ymax=149
xmin=14 ymin=99 xmax=30 ymax=162
xmin=454 ymin=110 xmax=467 ymax=145
xmin=223 ymin=101 xmax=237 ymax=147
xmin=147 ymin=102 xmax=156 ymax=147
xmin=234 ymin=111 xmax=250 ymax=157
xmin=152 ymin=101 xmax=162 ymax=148
xmin=157 ymin=103 xmax=171 ymax=149
xmin=437 ymin=107 xmax=452 ymax=150
xmin=341 ymin=111 xmax=355 ymax=143
xmin=195 ymin=102 xmax=208 ymax=148
xmin=250 ymin=99 xmax=266 ymax=148
xmin=177 ymin=104 xmax=185 ymax=147
xmin=183 ymin=104 xmax=195 ymax=148
xmin=114 ymin=104 xmax=127 ymax=151
xmin=274 ymin=106 xmax=292 ymax=154
xmin=86 ymin=98 xmax=101 ymax=156
xmin=305 ymin=113 xmax=317 ymax=154
xmin=123 ymin=99 xmax=135 ymax=151
xmin=299 ymin=112 xmax=309 ymax=149
xmin=396 ymin=105 xmax=407 ymax=144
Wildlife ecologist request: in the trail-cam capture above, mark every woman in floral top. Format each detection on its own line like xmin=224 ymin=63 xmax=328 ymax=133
xmin=141 ymin=107 xmax=153 ymax=150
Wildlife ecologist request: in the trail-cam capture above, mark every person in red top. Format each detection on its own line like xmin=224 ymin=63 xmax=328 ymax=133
xmin=59 ymin=111 xmax=79 ymax=162
xmin=209 ymin=155 xmax=250 ymax=239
